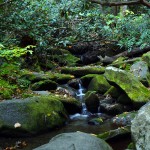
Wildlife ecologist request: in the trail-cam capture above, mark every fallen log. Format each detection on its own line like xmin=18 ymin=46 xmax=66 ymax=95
xmin=98 ymin=46 xmax=150 ymax=64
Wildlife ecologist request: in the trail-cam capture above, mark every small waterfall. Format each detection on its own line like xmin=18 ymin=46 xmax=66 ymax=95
xmin=70 ymin=80 xmax=92 ymax=120
xmin=76 ymin=82 xmax=85 ymax=102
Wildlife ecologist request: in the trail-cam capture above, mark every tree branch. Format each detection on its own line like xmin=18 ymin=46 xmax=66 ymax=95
xmin=90 ymin=0 xmax=150 ymax=8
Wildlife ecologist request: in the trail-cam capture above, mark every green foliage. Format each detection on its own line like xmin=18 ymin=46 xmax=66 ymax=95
xmin=0 ymin=44 xmax=33 ymax=61
xmin=0 ymin=0 xmax=150 ymax=53
xmin=0 ymin=78 xmax=17 ymax=99
xmin=101 ymin=11 xmax=150 ymax=50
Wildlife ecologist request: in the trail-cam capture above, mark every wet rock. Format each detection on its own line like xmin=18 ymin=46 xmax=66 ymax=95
xmin=142 ymin=51 xmax=150 ymax=68
xmin=0 ymin=95 xmax=68 ymax=136
xmin=100 ymin=103 xmax=124 ymax=115
xmin=131 ymin=101 xmax=150 ymax=150
xmin=104 ymin=66 xmax=150 ymax=108
xmin=130 ymin=61 xmax=150 ymax=86
xmin=84 ymin=91 xmax=99 ymax=113
xmin=61 ymin=66 xmax=105 ymax=77
xmin=56 ymin=86 xmax=76 ymax=97
xmin=31 ymin=80 xmax=57 ymax=91
xmin=97 ymin=126 xmax=130 ymax=141
xmin=88 ymin=75 xmax=111 ymax=94
xmin=60 ymin=97 xmax=82 ymax=115
xmin=34 ymin=132 xmax=113 ymax=150
xmin=68 ymin=79 xmax=80 ymax=89
xmin=112 ymin=111 xmax=137 ymax=126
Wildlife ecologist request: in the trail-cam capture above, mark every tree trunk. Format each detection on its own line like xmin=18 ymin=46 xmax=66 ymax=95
xmin=98 ymin=46 xmax=150 ymax=64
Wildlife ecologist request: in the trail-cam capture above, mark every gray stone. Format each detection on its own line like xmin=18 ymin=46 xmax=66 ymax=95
xmin=131 ymin=101 xmax=150 ymax=150
xmin=130 ymin=61 xmax=150 ymax=86
xmin=34 ymin=132 xmax=113 ymax=150
xmin=0 ymin=95 xmax=68 ymax=136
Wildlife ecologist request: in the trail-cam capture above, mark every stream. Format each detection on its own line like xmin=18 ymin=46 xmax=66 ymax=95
xmin=0 ymin=82 xmax=131 ymax=150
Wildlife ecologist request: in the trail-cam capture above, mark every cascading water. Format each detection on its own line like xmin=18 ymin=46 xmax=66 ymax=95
xmin=70 ymin=80 xmax=92 ymax=120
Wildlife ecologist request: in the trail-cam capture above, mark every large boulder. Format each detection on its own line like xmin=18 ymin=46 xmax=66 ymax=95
xmin=34 ymin=132 xmax=113 ymax=150
xmin=0 ymin=95 xmax=68 ymax=136
xmin=61 ymin=66 xmax=105 ymax=77
xmin=88 ymin=75 xmax=111 ymax=94
xmin=131 ymin=101 xmax=150 ymax=150
xmin=130 ymin=61 xmax=150 ymax=86
xmin=104 ymin=67 xmax=150 ymax=108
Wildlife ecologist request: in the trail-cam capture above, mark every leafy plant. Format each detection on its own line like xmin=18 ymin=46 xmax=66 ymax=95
xmin=0 ymin=44 xmax=33 ymax=61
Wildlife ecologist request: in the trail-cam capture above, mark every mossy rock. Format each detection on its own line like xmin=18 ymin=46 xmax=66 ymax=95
xmin=104 ymin=67 xmax=150 ymax=108
xmin=97 ymin=126 xmax=130 ymax=141
xmin=112 ymin=111 xmax=137 ymax=126
xmin=31 ymin=80 xmax=57 ymax=91
xmin=61 ymin=66 xmax=105 ymax=77
xmin=80 ymin=74 xmax=98 ymax=87
xmin=84 ymin=91 xmax=99 ymax=113
xmin=142 ymin=51 xmax=150 ymax=68
xmin=88 ymin=75 xmax=111 ymax=94
xmin=0 ymin=95 xmax=68 ymax=136
xmin=20 ymin=71 xmax=50 ymax=83
xmin=45 ymin=72 xmax=75 ymax=84
xmin=104 ymin=86 xmax=122 ymax=98
xmin=55 ymin=95 xmax=82 ymax=115
xmin=21 ymin=70 xmax=75 ymax=84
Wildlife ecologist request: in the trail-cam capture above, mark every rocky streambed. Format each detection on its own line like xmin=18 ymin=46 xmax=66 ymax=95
xmin=0 ymin=51 xmax=150 ymax=150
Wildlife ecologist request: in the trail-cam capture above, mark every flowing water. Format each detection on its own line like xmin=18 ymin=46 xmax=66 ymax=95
xmin=0 ymin=82 xmax=131 ymax=150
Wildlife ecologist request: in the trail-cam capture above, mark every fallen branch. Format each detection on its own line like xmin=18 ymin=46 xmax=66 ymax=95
xmin=98 ymin=46 xmax=150 ymax=64
xmin=90 ymin=0 xmax=150 ymax=8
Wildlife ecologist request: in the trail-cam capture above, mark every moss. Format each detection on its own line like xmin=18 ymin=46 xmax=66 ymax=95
xmin=0 ymin=95 xmax=68 ymax=135
xmin=80 ymin=74 xmax=98 ymax=87
xmin=88 ymin=75 xmax=111 ymax=94
xmin=105 ymin=67 xmax=150 ymax=107
xmin=27 ymin=96 xmax=67 ymax=133
xmin=61 ymin=66 xmax=105 ymax=77
xmin=0 ymin=78 xmax=17 ymax=99
xmin=104 ymin=86 xmax=121 ymax=98
xmin=142 ymin=51 xmax=150 ymax=68
xmin=97 ymin=126 xmax=131 ymax=141
xmin=127 ymin=142 xmax=136 ymax=149
xmin=31 ymin=80 xmax=57 ymax=91
xmin=45 ymin=72 xmax=75 ymax=84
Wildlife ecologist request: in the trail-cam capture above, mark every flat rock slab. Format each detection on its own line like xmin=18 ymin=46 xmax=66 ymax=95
xmin=34 ymin=132 xmax=113 ymax=150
